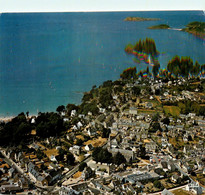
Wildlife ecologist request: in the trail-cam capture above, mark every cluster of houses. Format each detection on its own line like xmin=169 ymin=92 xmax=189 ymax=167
xmin=0 ymin=157 xmax=28 ymax=194
xmin=0 ymin=77 xmax=205 ymax=194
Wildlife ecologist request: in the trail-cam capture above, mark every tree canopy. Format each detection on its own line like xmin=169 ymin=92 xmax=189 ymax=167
xmin=120 ymin=67 xmax=137 ymax=80
xmin=92 ymin=147 xmax=113 ymax=164
xmin=0 ymin=112 xmax=32 ymax=145
xmin=113 ymin=152 xmax=127 ymax=165
xmin=35 ymin=112 xmax=65 ymax=138
xmin=167 ymin=56 xmax=202 ymax=78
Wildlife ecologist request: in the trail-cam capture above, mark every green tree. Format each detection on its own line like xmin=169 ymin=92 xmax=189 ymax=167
xmin=192 ymin=61 xmax=201 ymax=76
xmin=152 ymin=113 xmax=160 ymax=122
xmin=138 ymin=145 xmax=146 ymax=158
xmin=79 ymin=162 xmax=87 ymax=171
xmin=132 ymin=86 xmax=141 ymax=96
xmin=56 ymin=105 xmax=65 ymax=114
xmin=161 ymin=117 xmax=170 ymax=125
xmin=67 ymin=152 xmax=75 ymax=165
xmin=153 ymin=180 xmax=163 ymax=189
xmin=76 ymin=139 xmax=83 ymax=146
xmin=113 ymin=152 xmax=126 ymax=165
xmin=120 ymin=67 xmax=137 ymax=80
xmin=36 ymin=112 xmax=65 ymax=138
xmin=0 ymin=112 xmax=32 ymax=145
xmin=66 ymin=104 xmax=79 ymax=116
xmin=92 ymin=147 xmax=113 ymax=164
xmin=58 ymin=148 xmax=66 ymax=161
xmin=99 ymin=87 xmax=113 ymax=108
xmin=152 ymin=61 xmax=160 ymax=78
xmin=102 ymin=128 xmax=111 ymax=138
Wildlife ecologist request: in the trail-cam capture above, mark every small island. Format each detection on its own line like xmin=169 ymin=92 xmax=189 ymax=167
xmin=124 ymin=17 xmax=160 ymax=22
xmin=148 ymin=24 xmax=170 ymax=29
xmin=182 ymin=21 xmax=205 ymax=39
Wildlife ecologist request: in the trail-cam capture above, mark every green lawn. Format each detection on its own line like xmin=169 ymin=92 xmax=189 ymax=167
xmin=163 ymin=106 xmax=180 ymax=117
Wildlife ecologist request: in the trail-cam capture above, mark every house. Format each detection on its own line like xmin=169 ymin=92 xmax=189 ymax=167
xmin=69 ymin=182 xmax=88 ymax=193
xmin=167 ymin=161 xmax=176 ymax=172
xmin=87 ymin=128 xmax=97 ymax=137
xmin=145 ymin=142 xmax=157 ymax=153
xmin=85 ymin=144 xmax=93 ymax=151
xmin=96 ymin=114 xmax=106 ymax=123
xmin=171 ymin=174 xmax=179 ymax=183
xmin=182 ymin=163 xmax=191 ymax=173
xmin=108 ymin=148 xmax=135 ymax=162
xmin=127 ymin=184 xmax=137 ymax=194
xmin=28 ymin=162 xmax=40 ymax=182
xmin=50 ymin=155 xmax=57 ymax=162
xmin=8 ymin=166 xmax=16 ymax=178
xmin=37 ymin=175 xmax=50 ymax=186
xmin=107 ymin=164 xmax=116 ymax=175
xmin=126 ymin=172 xmax=159 ymax=182
xmin=145 ymin=102 xmax=153 ymax=109
xmin=203 ymin=168 xmax=205 ymax=175
xmin=129 ymin=107 xmax=138 ymax=115
xmin=71 ymin=110 xmax=77 ymax=117
xmin=47 ymin=169 xmax=62 ymax=185
xmin=160 ymin=161 xmax=168 ymax=171
xmin=66 ymin=132 xmax=76 ymax=141
xmin=0 ymin=183 xmax=22 ymax=194
xmin=104 ymin=114 xmax=114 ymax=128
xmin=17 ymin=152 xmax=24 ymax=162
xmin=69 ymin=145 xmax=81 ymax=155
xmin=81 ymin=167 xmax=94 ymax=180
xmin=59 ymin=186 xmax=80 ymax=195
xmin=186 ymin=181 xmax=203 ymax=195
xmin=161 ymin=188 xmax=174 ymax=195
xmin=77 ymin=121 xmax=83 ymax=129
xmin=135 ymin=181 xmax=143 ymax=189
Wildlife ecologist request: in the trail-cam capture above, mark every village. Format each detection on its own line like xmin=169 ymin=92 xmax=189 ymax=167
xmin=0 ymin=75 xmax=205 ymax=195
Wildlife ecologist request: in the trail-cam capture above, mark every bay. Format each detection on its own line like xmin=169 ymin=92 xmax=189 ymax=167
xmin=0 ymin=11 xmax=204 ymax=116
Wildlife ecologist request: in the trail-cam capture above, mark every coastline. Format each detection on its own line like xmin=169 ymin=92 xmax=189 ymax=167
xmin=0 ymin=115 xmax=38 ymax=123
xmin=0 ymin=116 xmax=15 ymax=123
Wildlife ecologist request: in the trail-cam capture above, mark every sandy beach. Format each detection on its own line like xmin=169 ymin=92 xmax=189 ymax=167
xmin=0 ymin=115 xmax=38 ymax=123
xmin=0 ymin=116 xmax=14 ymax=123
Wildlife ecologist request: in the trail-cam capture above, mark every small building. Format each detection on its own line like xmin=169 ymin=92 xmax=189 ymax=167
xmin=70 ymin=145 xmax=81 ymax=155
xmin=59 ymin=186 xmax=80 ymax=195
xmin=129 ymin=107 xmax=138 ymax=115
xmin=87 ymin=128 xmax=97 ymax=137
xmin=81 ymin=167 xmax=94 ymax=180
xmin=0 ymin=184 xmax=22 ymax=194
xmin=162 ymin=188 xmax=174 ymax=195
xmin=85 ymin=144 xmax=93 ymax=151
xmin=171 ymin=174 xmax=179 ymax=183
xmin=186 ymin=181 xmax=203 ymax=195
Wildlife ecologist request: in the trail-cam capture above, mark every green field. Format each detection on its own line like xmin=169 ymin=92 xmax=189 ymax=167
xmin=163 ymin=106 xmax=180 ymax=117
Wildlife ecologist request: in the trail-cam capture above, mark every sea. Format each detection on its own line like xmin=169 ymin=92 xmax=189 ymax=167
xmin=0 ymin=11 xmax=204 ymax=117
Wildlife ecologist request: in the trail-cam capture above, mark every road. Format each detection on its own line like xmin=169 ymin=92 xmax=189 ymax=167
xmin=0 ymin=147 xmax=24 ymax=175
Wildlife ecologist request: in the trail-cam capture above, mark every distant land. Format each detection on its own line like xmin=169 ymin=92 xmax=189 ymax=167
xmin=148 ymin=24 xmax=170 ymax=29
xmin=124 ymin=17 xmax=160 ymax=21
xmin=182 ymin=21 xmax=205 ymax=39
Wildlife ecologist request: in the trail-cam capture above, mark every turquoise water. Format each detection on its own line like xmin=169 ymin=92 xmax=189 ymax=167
xmin=0 ymin=11 xmax=204 ymax=116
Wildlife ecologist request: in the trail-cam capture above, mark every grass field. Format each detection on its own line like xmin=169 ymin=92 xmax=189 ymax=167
xmin=44 ymin=148 xmax=58 ymax=159
xmin=84 ymin=137 xmax=107 ymax=147
xmin=163 ymin=106 xmax=180 ymax=117
xmin=172 ymin=189 xmax=191 ymax=195
xmin=73 ymin=171 xmax=82 ymax=178
xmin=76 ymin=135 xmax=85 ymax=141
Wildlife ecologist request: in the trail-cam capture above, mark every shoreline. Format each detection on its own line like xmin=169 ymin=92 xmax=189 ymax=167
xmin=0 ymin=115 xmax=38 ymax=123
xmin=0 ymin=116 xmax=15 ymax=122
